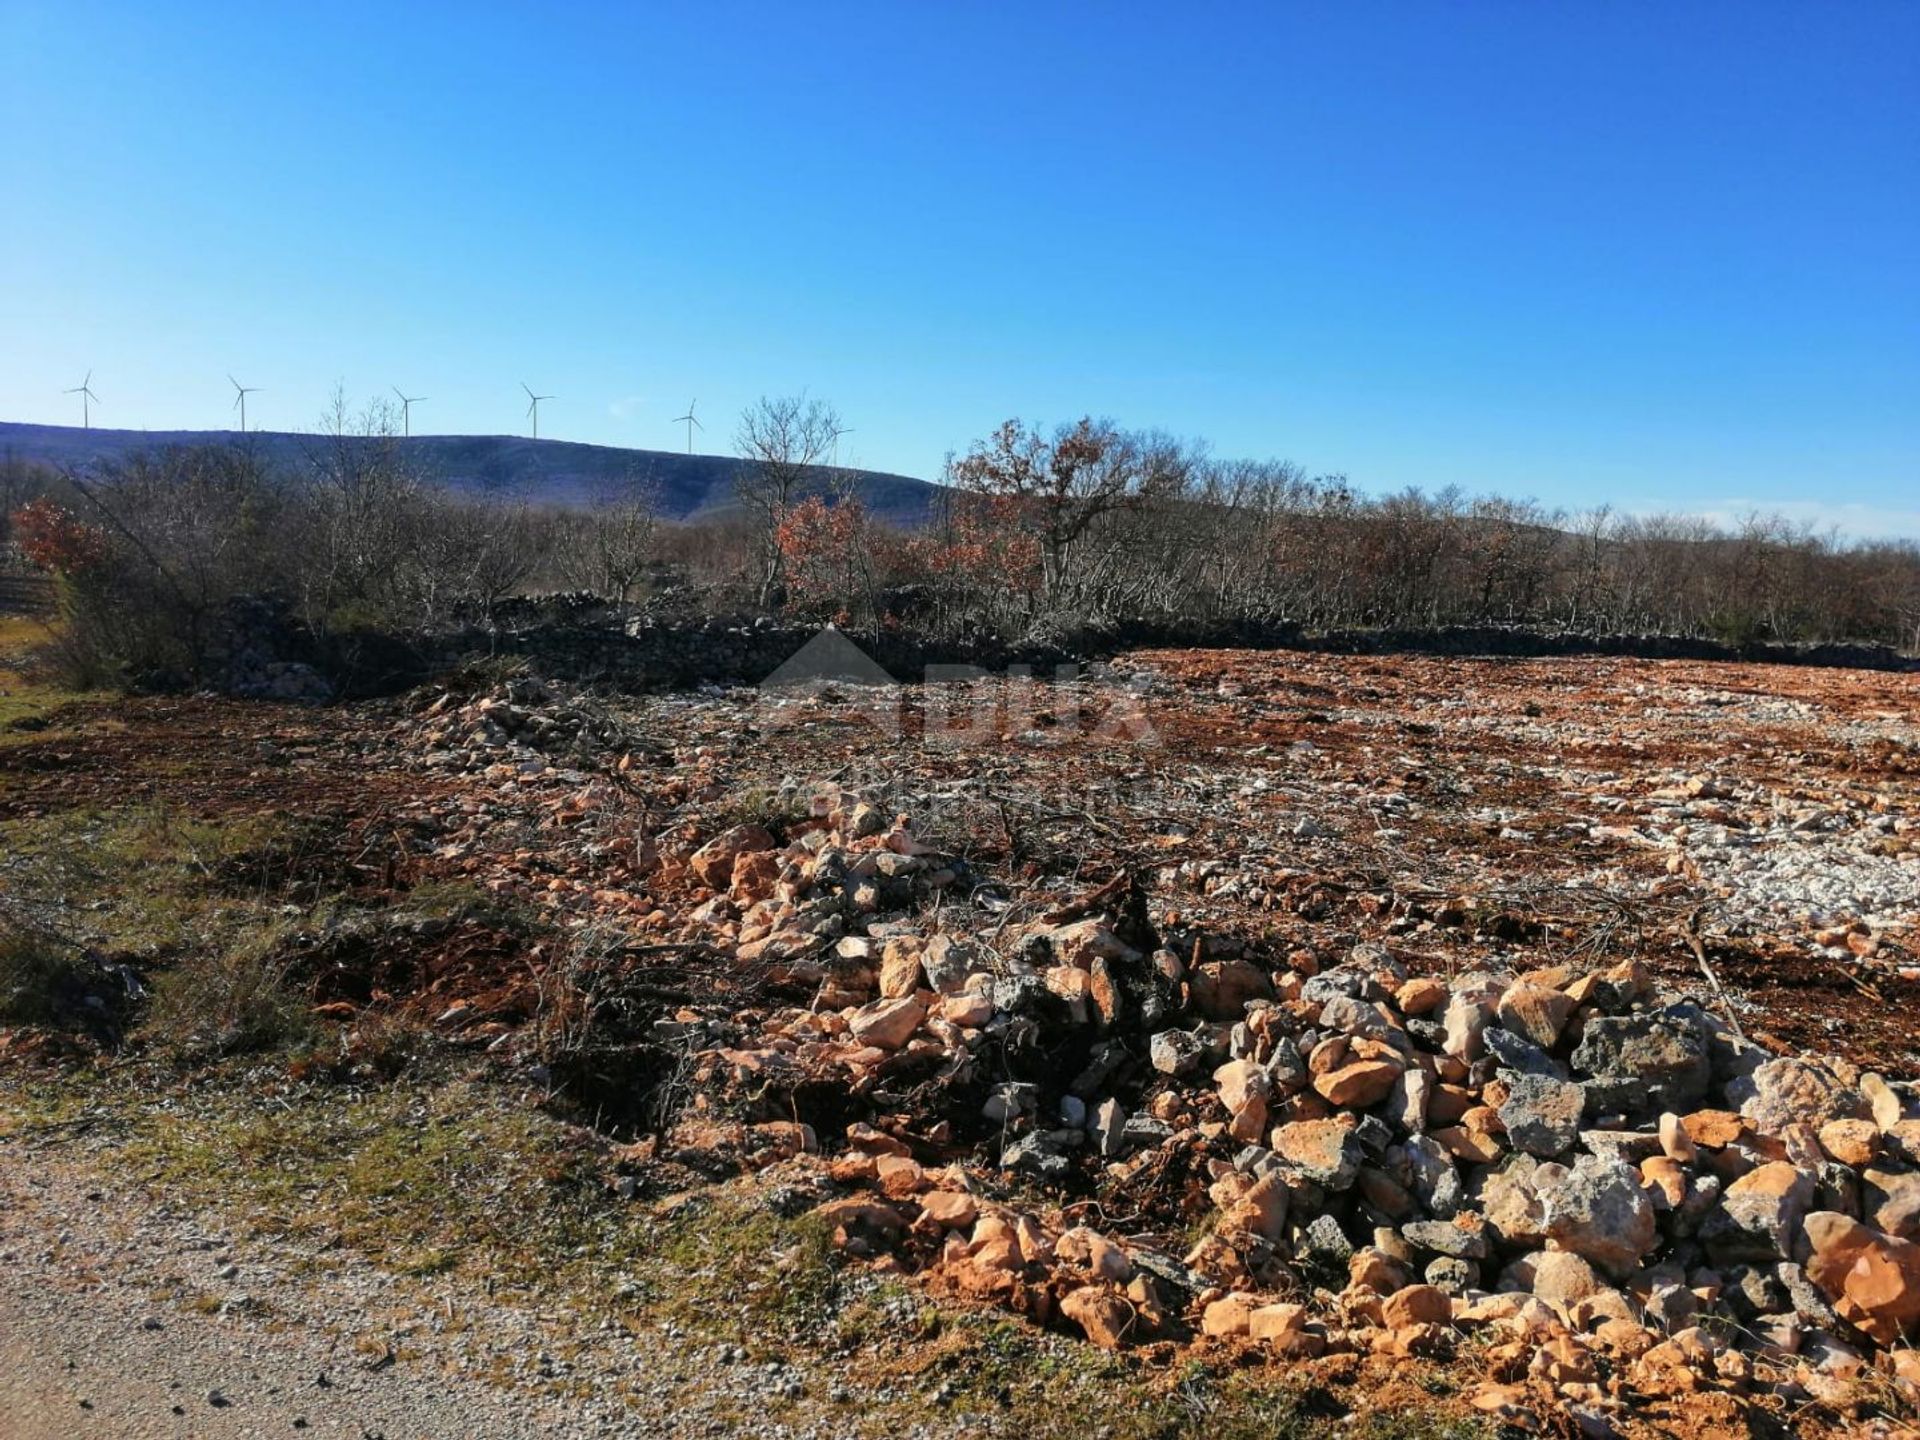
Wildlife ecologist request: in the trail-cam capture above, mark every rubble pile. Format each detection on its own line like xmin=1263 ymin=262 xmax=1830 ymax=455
xmin=621 ymin=795 xmax=1920 ymax=1430
xmin=398 ymin=677 xmax=657 ymax=781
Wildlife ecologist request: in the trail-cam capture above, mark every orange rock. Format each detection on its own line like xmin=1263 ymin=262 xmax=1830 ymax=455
xmin=1381 ymin=1284 xmax=1452 ymax=1328
xmin=1682 ymin=1109 xmax=1745 ymax=1149
xmin=1313 ymin=1059 xmax=1401 ymax=1108
xmin=875 ymin=1153 xmax=928 ymax=1197
xmin=1396 ymin=977 xmax=1449 ymax=1016
xmin=916 ymin=1190 xmax=979 ymax=1229
xmin=1250 ymin=1302 xmax=1322 ymax=1355
xmin=1057 ymin=1225 xmax=1132 ymax=1283
xmin=1201 ymin=1293 xmax=1255 ymax=1337
xmin=1497 ymin=980 xmax=1575 ymax=1048
xmin=1820 ymin=1118 xmax=1882 ymax=1168
xmin=1428 ymin=1084 xmax=1476 ymax=1126
xmin=1060 ymin=1286 xmax=1137 ymax=1349
xmin=1641 ymin=1155 xmax=1689 ymax=1209
xmin=1431 ymin=1124 xmax=1504 ymax=1164
xmin=1224 ymin=1173 xmax=1290 ymax=1241
xmin=1805 ymin=1210 xmax=1920 ymax=1344
xmin=877 ymin=938 xmax=925 ymax=998
xmin=847 ymin=996 xmax=925 ymax=1050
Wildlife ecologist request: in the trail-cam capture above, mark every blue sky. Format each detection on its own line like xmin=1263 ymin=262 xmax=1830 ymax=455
xmin=4 ymin=2 xmax=1916 ymax=534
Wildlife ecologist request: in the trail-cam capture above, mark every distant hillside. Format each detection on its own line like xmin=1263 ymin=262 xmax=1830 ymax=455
xmin=0 ymin=422 xmax=946 ymax=526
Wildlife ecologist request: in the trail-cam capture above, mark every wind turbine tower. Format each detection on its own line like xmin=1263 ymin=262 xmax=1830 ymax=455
xmin=228 ymin=375 xmax=261 ymax=433
xmin=673 ymin=399 xmax=703 ymax=455
xmin=392 ymin=386 xmax=427 ymax=438
xmin=522 ymin=382 xmax=554 ymax=440
xmin=65 ymin=371 xmax=100 ymax=429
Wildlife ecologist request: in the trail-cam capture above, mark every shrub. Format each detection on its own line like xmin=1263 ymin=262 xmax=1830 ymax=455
xmin=143 ymin=930 xmax=315 ymax=1060
xmin=0 ymin=916 xmax=95 ymax=1027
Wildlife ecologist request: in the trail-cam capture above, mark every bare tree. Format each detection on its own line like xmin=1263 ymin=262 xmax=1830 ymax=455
xmin=946 ymin=417 xmax=1194 ymax=618
xmin=558 ymin=472 xmax=660 ymax=605
xmin=735 ymin=394 xmax=842 ymax=609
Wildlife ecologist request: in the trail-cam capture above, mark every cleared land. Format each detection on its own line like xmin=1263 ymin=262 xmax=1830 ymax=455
xmin=2 ymin=635 xmax=1917 ymax=1438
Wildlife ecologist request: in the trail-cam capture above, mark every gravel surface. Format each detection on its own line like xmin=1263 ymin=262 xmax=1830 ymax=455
xmin=0 ymin=1145 xmax=935 ymax=1440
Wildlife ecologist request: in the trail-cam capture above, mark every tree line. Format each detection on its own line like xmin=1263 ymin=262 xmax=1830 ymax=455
xmin=3 ymin=393 xmax=1916 ymax=688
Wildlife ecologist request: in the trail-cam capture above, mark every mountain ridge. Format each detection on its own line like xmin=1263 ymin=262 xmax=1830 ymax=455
xmin=0 ymin=421 xmax=946 ymax=526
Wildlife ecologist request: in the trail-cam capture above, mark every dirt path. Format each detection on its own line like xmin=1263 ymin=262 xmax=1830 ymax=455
xmin=0 ymin=1149 xmax=717 ymax=1439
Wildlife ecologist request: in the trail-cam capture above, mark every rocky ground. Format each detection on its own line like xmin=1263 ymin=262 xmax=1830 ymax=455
xmin=2 ymin=643 xmax=1918 ymax=1437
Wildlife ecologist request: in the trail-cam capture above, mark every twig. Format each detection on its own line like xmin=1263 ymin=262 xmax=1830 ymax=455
xmin=1681 ymin=907 xmax=1745 ymax=1039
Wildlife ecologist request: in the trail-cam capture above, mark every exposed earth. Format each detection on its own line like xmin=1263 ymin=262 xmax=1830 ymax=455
xmin=2 ymin=637 xmax=1917 ymax=1438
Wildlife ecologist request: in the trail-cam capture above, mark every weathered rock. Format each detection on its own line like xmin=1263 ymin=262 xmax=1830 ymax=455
xmin=1442 ymin=993 xmax=1493 ymax=1063
xmin=1480 ymin=1158 xmax=1548 ymax=1248
xmin=1537 ymin=1155 xmax=1658 ymax=1278
xmin=1730 ymin=1058 xmax=1870 ymax=1138
xmin=1391 ymin=1067 xmax=1433 ymax=1134
xmin=1149 ymin=1028 xmax=1206 ymax=1077
xmin=848 ymin=996 xmax=926 ymax=1050
xmin=920 ymin=933 xmax=984 ymax=993
xmin=691 ymin=824 xmax=775 ymax=888
xmin=1270 ymin=1118 xmax=1365 ymax=1190
xmin=1382 ymin=1284 xmax=1453 ymax=1328
xmin=1571 ymin=1013 xmax=1711 ymax=1114
xmin=1403 ymin=1215 xmax=1490 ymax=1261
xmin=1060 ymin=1286 xmax=1136 ymax=1349
xmin=1497 ymin=981 xmax=1575 ymax=1050
xmin=1862 ymin=1168 xmax=1920 ymax=1241
xmin=877 ymin=937 xmax=925 ymax=998
xmin=1498 ymin=1073 xmax=1586 ymax=1157
xmin=1803 ymin=1211 xmax=1920 ymax=1345
xmin=1313 ymin=1059 xmax=1401 ymax=1109
xmin=1529 ymin=1250 xmax=1605 ymax=1310
xmin=1190 ymin=958 xmax=1272 ymax=1020
xmin=1706 ymin=1161 xmax=1816 ymax=1263
xmin=1863 ymin=1073 xmax=1910 ymax=1132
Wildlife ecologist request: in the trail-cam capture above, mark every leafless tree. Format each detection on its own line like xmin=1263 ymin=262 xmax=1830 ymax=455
xmin=558 ymin=472 xmax=660 ymax=605
xmin=946 ymin=417 xmax=1196 ymax=619
xmin=735 ymin=394 xmax=841 ymax=609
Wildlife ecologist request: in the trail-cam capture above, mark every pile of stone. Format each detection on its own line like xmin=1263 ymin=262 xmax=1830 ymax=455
xmin=401 ymin=678 xmax=652 ymax=780
xmin=649 ymin=805 xmax=1920 ymax=1428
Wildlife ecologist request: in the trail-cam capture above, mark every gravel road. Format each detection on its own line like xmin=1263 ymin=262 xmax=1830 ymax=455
xmin=0 ymin=1144 xmax=887 ymax=1440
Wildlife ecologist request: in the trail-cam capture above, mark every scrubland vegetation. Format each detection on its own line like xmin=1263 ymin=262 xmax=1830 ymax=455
xmin=3 ymin=395 xmax=1916 ymax=692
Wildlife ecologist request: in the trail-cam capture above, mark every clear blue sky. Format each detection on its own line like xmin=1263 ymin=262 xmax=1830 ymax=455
xmin=4 ymin=2 xmax=1916 ymax=534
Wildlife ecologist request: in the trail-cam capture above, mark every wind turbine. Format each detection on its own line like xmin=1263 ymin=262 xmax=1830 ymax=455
xmin=392 ymin=386 xmax=427 ymax=437
xmin=522 ymin=382 xmax=553 ymax=440
xmin=830 ymin=424 xmax=855 ymax=467
xmin=64 ymin=371 xmax=100 ymax=429
xmin=228 ymin=374 xmax=261 ymax=433
xmin=672 ymin=399 xmax=702 ymax=455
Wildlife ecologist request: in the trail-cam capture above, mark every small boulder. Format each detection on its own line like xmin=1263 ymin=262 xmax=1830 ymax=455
xmin=1498 ymin=1073 xmax=1586 ymax=1157
xmin=1537 ymin=1154 xmax=1657 ymax=1278
xmin=1497 ymin=981 xmax=1574 ymax=1050
xmin=1060 ymin=1286 xmax=1136 ymax=1349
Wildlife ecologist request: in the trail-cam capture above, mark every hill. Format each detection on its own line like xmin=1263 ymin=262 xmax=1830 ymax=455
xmin=0 ymin=422 xmax=946 ymax=526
